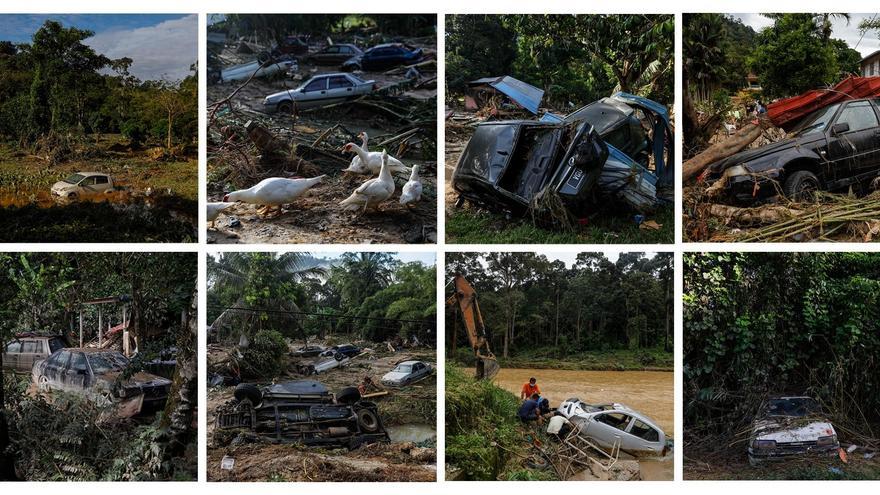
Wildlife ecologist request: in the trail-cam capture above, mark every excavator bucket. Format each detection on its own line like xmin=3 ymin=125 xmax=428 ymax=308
xmin=476 ymin=356 xmax=499 ymax=381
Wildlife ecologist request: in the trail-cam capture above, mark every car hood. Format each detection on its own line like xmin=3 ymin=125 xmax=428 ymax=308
xmin=265 ymin=89 xmax=295 ymax=102
xmin=382 ymin=371 xmax=409 ymax=382
xmin=753 ymin=419 xmax=835 ymax=443
xmin=100 ymin=371 xmax=172 ymax=389
xmin=709 ymin=135 xmax=824 ymax=173
xmin=51 ymin=181 xmax=75 ymax=190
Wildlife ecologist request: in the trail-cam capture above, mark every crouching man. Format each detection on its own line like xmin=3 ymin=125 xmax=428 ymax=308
xmin=518 ymin=392 xmax=544 ymax=426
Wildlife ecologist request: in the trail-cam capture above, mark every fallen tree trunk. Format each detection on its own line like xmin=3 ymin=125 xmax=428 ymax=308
xmin=683 ymin=118 xmax=773 ymax=184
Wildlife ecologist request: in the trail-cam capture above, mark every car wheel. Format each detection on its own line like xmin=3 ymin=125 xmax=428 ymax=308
xmin=356 ymin=408 xmax=380 ymax=432
xmin=783 ymin=170 xmax=820 ymax=201
xmin=336 ymin=386 xmax=361 ymax=405
xmin=257 ymin=51 xmax=271 ymax=65
xmin=334 ymin=352 xmax=346 ymax=361
xmin=67 ymin=192 xmax=78 ymax=200
xmin=277 ymin=101 xmax=293 ymax=114
xmin=233 ymin=383 xmax=262 ymax=405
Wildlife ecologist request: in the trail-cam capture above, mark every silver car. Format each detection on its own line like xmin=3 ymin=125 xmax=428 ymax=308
xmin=262 ymin=73 xmax=376 ymax=113
xmin=381 ymin=360 xmax=433 ymax=387
xmin=748 ymin=396 xmax=839 ymax=466
xmin=555 ymin=399 xmax=668 ymax=456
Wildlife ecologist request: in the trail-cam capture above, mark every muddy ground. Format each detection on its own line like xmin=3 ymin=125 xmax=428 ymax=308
xmin=206 ymin=340 xmax=437 ymax=482
xmin=0 ymin=138 xmax=198 ymax=242
xmin=207 ymin=40 xmax=437 ymax=244
xmin=684 ymin=444 xmax=880 ymax=480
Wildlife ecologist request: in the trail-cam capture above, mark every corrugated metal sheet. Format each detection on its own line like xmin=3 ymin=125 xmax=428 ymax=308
xmin=469 ymin=75 xmax=544 ymax=114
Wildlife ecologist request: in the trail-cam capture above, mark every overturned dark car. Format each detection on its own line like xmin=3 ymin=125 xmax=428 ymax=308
xmin=706 ymin=98 xmax=880 ymax=203
xmin=215 ymin=380 xmax=389 ymax=449
xmin=452 ymin=92 xmax=674 ymax=216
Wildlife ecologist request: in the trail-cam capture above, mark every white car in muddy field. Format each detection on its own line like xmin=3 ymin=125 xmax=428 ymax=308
xmin=555 ymin=399 xmax=668 ymax=456
xmin=748 ymin=396 xmax=839 ymax=466
xmin=51 ymin=172 xmax=115 ymax=200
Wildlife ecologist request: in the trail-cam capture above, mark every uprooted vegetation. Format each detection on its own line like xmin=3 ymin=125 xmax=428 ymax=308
xmin=684 ymin=253 xmax=880 ymax=479
xmin=206 ymin=18 xmax=437 ymax=244
xmin=2 ymin=374 xmax=196 ymax=481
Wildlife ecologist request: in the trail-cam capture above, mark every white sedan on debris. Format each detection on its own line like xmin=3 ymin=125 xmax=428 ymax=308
xmin=554 ymin=399 xmax=668 ymax=456
xmin=381 ymin=360 xmax=432 ymax=387
xmin=748 ymin=396 xmax=839 ymax=466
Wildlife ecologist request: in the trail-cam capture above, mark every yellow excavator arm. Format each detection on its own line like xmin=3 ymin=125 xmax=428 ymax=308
xmin=448 ymin=274 xmax=499 ymax=380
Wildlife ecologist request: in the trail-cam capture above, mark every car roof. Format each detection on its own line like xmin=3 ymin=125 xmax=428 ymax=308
xmin=74 ymin=172 xmax=107 ymax=177
xmin=61 ymin=347 xmax=122 ymax=354
xmin=372 ymin=43 xmax=405 ymax=49
xmin=398 ymin=360 xmax=421 ymax=365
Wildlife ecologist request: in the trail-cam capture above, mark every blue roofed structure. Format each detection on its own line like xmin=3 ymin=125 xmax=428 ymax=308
xmin=467 ymin=75 xmax=544 ymax=114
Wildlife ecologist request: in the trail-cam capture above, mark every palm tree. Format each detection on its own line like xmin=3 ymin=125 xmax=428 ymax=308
xmin=813 ymin=13 xmax=850 ymax=42
xmin=208 ymin=252 xmax=326 ymax=342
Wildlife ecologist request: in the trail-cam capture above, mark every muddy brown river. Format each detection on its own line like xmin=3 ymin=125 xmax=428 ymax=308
xmin=483 ymin=367 xmax=674 ymax=481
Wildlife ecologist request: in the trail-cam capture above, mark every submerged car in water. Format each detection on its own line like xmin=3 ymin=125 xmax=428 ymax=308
xmin=452 ymin=92 xmax=674 ymax=216
xmin=32 ymin=348 xmax=171 ymax=416
xmin=748 ymin=396 xmax=839 ymax=466
xmin=555 ymin=399 xmax=668 ymax=456
xmin=706 ymin=98 xmax=880 ymax=203
xmin=381 ymin=360 xmax=433 ymax=387
xmin=215 ymin=379 xmax=389 ymax=448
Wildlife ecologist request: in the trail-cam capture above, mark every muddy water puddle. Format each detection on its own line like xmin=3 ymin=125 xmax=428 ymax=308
xmin=387 ymin=424 xmax=436 ymax=443
xmin=487 ymin=367 xmax=674 ymax=436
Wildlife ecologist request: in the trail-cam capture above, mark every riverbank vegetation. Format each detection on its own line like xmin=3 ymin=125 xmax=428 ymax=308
xmin=446 ymin=252 xmax=673 ymax=370
xmin=684 ymin=252 xmax=880 ymax=479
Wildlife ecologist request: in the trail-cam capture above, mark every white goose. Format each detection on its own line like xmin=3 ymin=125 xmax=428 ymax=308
xmin=340 ymin=150 xmax=395 ymax=212
xmin=224 ymin=175 xmax=325 ymax=217
xmin=207 ymin=202 xmax=235 ymax=228
xmin=399 ymin=165 xmax=423 ymax=207
xmin=344 ymin=131 xmax=369 ymax=172
xmin=342 ymin=140 xmax=408 ymax=175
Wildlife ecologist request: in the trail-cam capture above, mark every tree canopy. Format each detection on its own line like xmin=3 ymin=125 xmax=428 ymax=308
xmin=0 ymin=20 xmax=197 ymax=150
xmin=446 ymin=252 xmax=672 ymax=360
xmin=446 ymin=14 xmax=674 ymax=108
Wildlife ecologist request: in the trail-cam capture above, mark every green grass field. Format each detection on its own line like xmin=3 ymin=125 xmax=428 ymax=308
xmin=446 ymin=205 xmax=674 ymax=244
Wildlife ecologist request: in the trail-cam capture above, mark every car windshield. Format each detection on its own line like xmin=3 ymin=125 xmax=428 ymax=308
xmin=87 ymin=352 xmax=129 ymax=374
xmin=347 ymin=74 xmax=366 ymax=84
xmin=394 ymin=364 xmax=413 ymax=373
xmin=765 ymin=397 xmax=821 ymax=417
xmin=63 ymin=173 xmax=85 ymax=184
xmin=792 ymin=104 xmax=841 ymax=136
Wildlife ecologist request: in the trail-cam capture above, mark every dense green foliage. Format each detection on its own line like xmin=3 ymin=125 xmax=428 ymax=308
xmin=207 ymin=252 xmax=436 ymax=344
xmin=445 ymin=364 xmax=527 ymax=480
xmin=240 ymin=330 xmax=288 ymax=378
xmin=446 ymin=252 xmax=672 ymax=360
xmin=685 ymin=13 xmax=863 ymax=102
xmin=446 ymin=14 xmax=673 ymax=108
xmin=0 ymin=21 xmax=197 ymax=151
xmin=216 ymin=14 xmax=436 ymax=42
xmin=684 ymin=253 xmax=880 ymax=440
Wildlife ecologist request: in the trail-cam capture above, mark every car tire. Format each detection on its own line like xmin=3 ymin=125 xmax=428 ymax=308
xmin=277 ymin=101 xmax=293 ymax=114
xmin=257 ymin=51 xmax=271 ymax=65
xmin=356 ymin=408 xmax=380 ymax=432
xmin=334 ymin=352 xmax=346 ymax=361
xmin=336 ymin=386 xmax=361 ymax=405
xmin=67 ymin=192 xmax=78 ymax=200
xmin=783 ymin=170 xmax=820 ymax=201
xmin=233 ymin=383 xmax=262 ymax=405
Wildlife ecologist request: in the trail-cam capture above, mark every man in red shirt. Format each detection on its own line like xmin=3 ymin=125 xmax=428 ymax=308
xmin=520 ymin=377 xmax=541 ymax=400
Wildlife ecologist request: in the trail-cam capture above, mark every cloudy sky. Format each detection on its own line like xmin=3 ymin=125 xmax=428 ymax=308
xmin=0 ymin=14 xmax=197 ymax=81
xmin=733 ymin=13 xmax=880 ymax=58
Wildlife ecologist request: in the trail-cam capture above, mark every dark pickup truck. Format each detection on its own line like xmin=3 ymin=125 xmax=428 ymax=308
xmin=215 ymin=380 xmax=389 ymax=449
xmin=707 ymin=98 xmax=880 ymax=203
xmin=452 ymin=92 xmax=674 ymax=215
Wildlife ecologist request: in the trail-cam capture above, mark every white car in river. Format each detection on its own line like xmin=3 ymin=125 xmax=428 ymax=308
xmin=554 ymin=399 xmax=668 ymax=456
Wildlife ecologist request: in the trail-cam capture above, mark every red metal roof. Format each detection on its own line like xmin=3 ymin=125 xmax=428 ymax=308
xmin=767 ymin=76 xmax=880 ymax=131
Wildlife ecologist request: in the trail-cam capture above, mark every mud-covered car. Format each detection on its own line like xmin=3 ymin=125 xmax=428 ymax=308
xmin=381 ymin=360 xmax=433 ymax=387
xmin=32 ymin=348 xmax=172 ymax=416
xmin=748 ymin=396 xmax=839 ymax=466
xmin=706 ymin=98 xmax=880 ymax=203
xmin=452 ymin=92 xmax=674 ymax=216
xmin=305 ymin=43 xmax=363 ymax=65
xmin=262 ymin=73 xmax=376 ymax=113
xmin=292 ymin=345 xmax=326 ymax=357
xmin=215 ymin=380 xmax=389 ymax=448
xmin=555 ymin=399 xmax=668 ymax=456
xmin=318 ymin=344 xmax=361 ymax=359
xmin=2 ymin=333 xmax=68 ymax=372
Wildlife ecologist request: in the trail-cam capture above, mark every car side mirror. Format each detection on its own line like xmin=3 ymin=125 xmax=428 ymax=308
xmin=831 ymin=122 xmax=850 ymax=135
